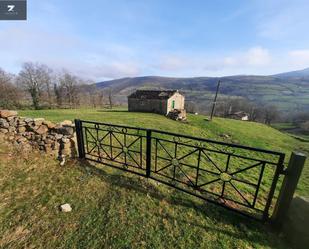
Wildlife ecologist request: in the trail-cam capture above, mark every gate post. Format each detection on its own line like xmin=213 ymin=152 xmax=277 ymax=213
xmin=272 ymin=152 xmax=307 ymax=228
xmin=74 ymin=119 xmax=85 ymax=159
xmin=146 ymin=130 xmax=152 ymax=177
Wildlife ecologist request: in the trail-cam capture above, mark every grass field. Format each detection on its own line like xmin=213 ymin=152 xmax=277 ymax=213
xmin=19 ymin=108 xmax=309 ymax=196
xmin=272 ymin=123 xmax=309 ymax=141
xmin=0 ymin=108 xmax=308 ymax=248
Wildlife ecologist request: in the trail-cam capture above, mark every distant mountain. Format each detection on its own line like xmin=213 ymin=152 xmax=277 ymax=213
xmin=95 ymin=69 xmax=309 ymax=113
xmin=273 ymin=68 xmax=309 ymax=78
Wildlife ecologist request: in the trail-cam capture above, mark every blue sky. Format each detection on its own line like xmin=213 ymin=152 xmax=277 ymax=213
xmin=1 ymin=0 xmax=309 ymax=80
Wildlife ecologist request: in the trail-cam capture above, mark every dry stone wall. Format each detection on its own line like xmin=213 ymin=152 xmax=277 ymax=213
xmin=0 ymin=110 xmax=77 ymax=159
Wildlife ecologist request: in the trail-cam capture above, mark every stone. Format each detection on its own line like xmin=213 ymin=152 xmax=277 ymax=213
xmin=17 ymin=137 xmax=27 ymax=143
xmin=59 ymin=155 xmax=66 ymax=166
xmin=7 ymin=116 xmax=15 ymax=121
xmin=43 ymin=120 xmax=56 ymax=129
xmin=220 ymin=134 xmax=231 ymax=139
xmin=0 ymin=110 xmax=17 ymax=118
xmin=61 ymin=137 xmax=70 ymax=143
xmin=23 ymin=132 xmax=32 ymax=139
xmin=0 ymin=128 xmax=8 ymax=134
xmin=0 ymin=133 xmax=5 ymax=140
xmin=60 ymin=203 xmax=72 ymax=212
xmin=60 ymin=120 xmax=73 ymax=126
xmin=55 ymin=134 xmax=63 ymax=140
xmin=17 ymin=126 xmax=26 ymax=133
xmin=24 ymin=118 xmax=33 ymax=123
xmin=8 ymin=126 xmax=16 ymax=133
xmin=38 ymin=141 xmax=45 ymax=146
xmin=57 ymin=126 xmax=74 ymax=136
xmin=35 ymin=125 xmax=49 ymax=135
xmin=44 ymin=138 xmax=53 ymax=144
xmin=8 ymin=135 xmax=15 ymax=141
xmin=17 ymin=121 xmax=26 ymax=126
xmin=34 ymin=118 xmax=45 ymax=126
xmin=33 ymin=134 xmax=41 ymax=141
xmin=0 ymin=119 xmax=9 ymax=128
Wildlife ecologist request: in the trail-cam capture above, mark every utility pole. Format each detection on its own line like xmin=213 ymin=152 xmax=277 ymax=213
xmin=210 ymin=80 xmax=221 ymax=120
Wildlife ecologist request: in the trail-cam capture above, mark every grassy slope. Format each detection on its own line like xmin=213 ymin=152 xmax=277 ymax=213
xmin=1 ymin=108 xmax=308 ymax=248
xmin=0 ymin=137 xmax=287 ymax=249
xmin=19 ymin=108 xmax=309 ymax=196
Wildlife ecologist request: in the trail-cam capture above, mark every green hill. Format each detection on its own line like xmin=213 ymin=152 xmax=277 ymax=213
xmin=95 ymin=73 xmax=309 ymax=112
xmin=1 ymin=108 xmax=308 ymax=248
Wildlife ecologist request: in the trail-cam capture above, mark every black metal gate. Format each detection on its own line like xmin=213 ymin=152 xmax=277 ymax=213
xmin=75 ymin=119 xmax=285 ymax=221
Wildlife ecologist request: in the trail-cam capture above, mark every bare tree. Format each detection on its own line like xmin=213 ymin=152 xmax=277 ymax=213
xmin=17 ymin=62 xmax=52 ymax=109
xmin=0 ymin=68 xmax=21 ymax=108
xmin=97 ymin=90 xmax=105 ymax=108
xmin=43 ymin=66 xmax=54 ymax=108
xmin=249 ymin=106 xmax=264 ymax=122
xmin=185 ymin=101 xmax=197 ymax=113
xmin=59 ymin=71 xmax=80 ymax=108
xmin=263 ymin=105 xmax=280 ymax=125
xmin=53 ymin=83 xmax=64 ymax=107
xmin=108 ymin=88 xmax=113 ymax=109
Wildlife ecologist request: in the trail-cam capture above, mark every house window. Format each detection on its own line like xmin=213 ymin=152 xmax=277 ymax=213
xmin=172 ymin=100 xmax=175 ymax=109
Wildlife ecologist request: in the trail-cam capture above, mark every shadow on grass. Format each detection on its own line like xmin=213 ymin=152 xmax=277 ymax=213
xmin=75 ymin=159 xmax=283 ymax=248
xmin=97 ymin=109 xmax=129 ymax=113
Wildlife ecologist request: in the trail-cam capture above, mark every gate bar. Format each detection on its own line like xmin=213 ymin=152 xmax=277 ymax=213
xmin=146 ymin=129 xmax=152 ymax=177
xmin=75 ymin=119 xmax=85 ymax=158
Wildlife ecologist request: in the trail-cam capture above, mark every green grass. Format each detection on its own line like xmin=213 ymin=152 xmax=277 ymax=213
xmin=18 ymin=108 xmax=309 ymax=196
xmin=1 ymin=108 xmax=308 ymax=248
xmin=0 ymin=137 xmax=287 ymax=249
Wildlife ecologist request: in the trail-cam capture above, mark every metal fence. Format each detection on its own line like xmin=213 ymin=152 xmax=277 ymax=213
xmin=75 ymin=119 xmax=286 ymax=221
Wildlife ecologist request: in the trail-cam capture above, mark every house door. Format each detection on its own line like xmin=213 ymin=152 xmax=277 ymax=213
xmin=172 ymin=100 xmax=175 ymax=109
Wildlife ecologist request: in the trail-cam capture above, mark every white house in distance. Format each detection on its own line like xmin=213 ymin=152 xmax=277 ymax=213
xmin=228 ymin=111 xmax=249 ymax=121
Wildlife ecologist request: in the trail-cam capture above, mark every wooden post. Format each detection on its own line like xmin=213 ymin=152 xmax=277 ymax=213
xmin=210 ymin=80 xmax=221 ymax=120
xmin=272 ymin=152 xmax=307 ymax=228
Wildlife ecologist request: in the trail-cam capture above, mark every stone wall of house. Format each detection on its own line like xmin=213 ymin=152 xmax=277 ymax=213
xmin=128 ymin=98 xmax=168 ymax=114
xmin=0 ymin=110 xmax=76 ymax=159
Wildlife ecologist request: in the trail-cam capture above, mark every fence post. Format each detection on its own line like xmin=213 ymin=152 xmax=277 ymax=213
xmin=272 ymin=151 xmax=307 ymax=228
xmin=146 ymin=130 xmax=152 ymax=177
xmin=74 ymin=119 xmax=85 ymax=159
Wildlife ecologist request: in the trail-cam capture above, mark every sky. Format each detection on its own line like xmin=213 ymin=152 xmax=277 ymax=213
xmin=1 ymin=0 xmax=309 ymax=81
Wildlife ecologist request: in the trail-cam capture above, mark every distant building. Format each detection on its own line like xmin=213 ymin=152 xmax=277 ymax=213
xmin=228 ymin=111 xmax=249 ymax=121
xmin=128 ymin=90 xmax=185 ymax=116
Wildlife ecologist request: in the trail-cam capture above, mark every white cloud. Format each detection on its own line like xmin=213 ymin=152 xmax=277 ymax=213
xmin=245 ymin=47 xmax=271 ymax=66
xmin=223 ymin=57 xmax=237 ymax=66
xmin=158 ymin=55 xmax=188 ymax=71
xmin=0 ymin=23 xmax=141 ymax=81
xmin=288 ymin=49 xmax=309 ymax=67
xmin=222 ymin=46 xmax=271 ymax=68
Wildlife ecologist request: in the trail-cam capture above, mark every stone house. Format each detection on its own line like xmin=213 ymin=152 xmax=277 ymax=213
xmin=128 ymin=90 xmax=185 ymax=116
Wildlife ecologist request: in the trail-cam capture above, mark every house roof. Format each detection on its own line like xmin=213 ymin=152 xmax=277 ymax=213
xmin=128 ymin=90 xmax=178 ymax=99
xmin=229 ymin=111 xmax=249 ymax=117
